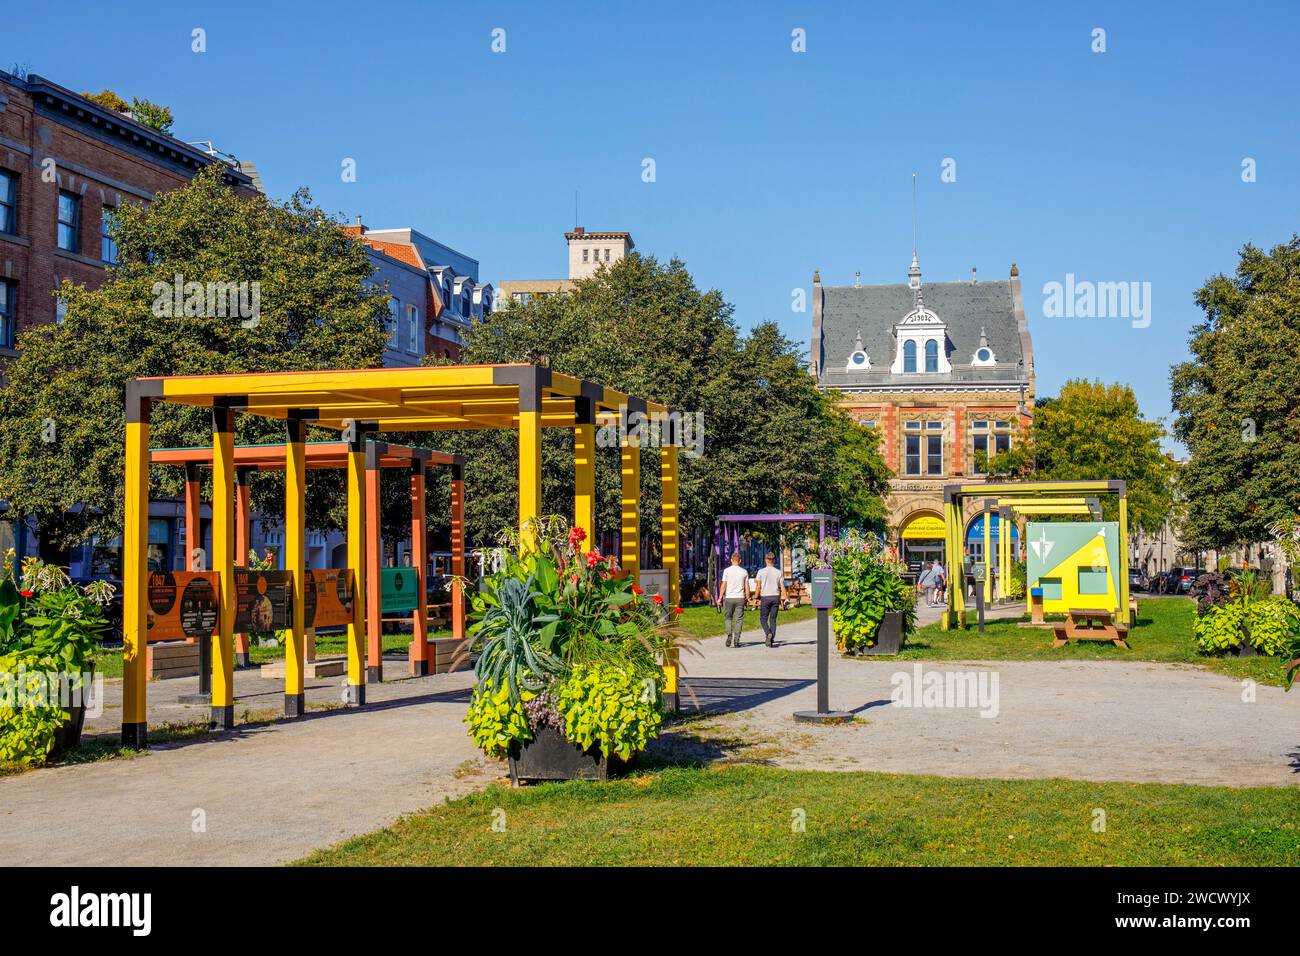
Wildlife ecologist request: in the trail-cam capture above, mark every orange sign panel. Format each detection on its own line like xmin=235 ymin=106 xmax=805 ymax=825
xmin=146 ymin=571 xmax=220 ymax=642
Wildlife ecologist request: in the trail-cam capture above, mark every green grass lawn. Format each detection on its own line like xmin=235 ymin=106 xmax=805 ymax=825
xmin=299 ymin=763 xmax=1300 ymax=867
xmin=887 ymin=597 xmax=1288 ymax=686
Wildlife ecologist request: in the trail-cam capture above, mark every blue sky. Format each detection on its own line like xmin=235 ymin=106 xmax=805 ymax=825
xmin=7 ymin=1 xmax=1298 ymax=446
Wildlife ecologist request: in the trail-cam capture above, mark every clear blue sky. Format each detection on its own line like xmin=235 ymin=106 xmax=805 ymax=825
xmin=8 ymin=1 xmax=1299 ymax=446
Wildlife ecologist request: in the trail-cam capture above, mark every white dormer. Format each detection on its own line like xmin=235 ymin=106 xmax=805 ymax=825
xmin=970 ymin=326 xmax=996 ymax=366
xmin=845 ymin=330 xmax=871 ymax=371
xmin=890 ymin=255 xmax=951 ymax=374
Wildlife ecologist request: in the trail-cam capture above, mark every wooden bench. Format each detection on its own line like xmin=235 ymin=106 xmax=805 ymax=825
xmin=1052 ymin=608 xmax=1130 ymax=649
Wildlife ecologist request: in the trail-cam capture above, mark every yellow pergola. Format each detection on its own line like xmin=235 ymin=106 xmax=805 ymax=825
xmin=121 ymin=364 xmax=684 ymax=747
xmin=942 ymin=480 xmax=1127 ymax=630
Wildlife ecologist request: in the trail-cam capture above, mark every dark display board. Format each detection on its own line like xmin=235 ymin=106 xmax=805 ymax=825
xmin=234 ymin=570 xmax=294 ymax=633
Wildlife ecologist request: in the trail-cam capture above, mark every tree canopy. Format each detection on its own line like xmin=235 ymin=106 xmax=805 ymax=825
xmin=1171 ymin=237 xmax=1300 ymax=549
xmin=410 ymin=253 xmax=888 ymax=545
xmin=0 ymin=165 xmax=390 ymax=555
xmin=989 ymin=379 xmax=1176 ymax=534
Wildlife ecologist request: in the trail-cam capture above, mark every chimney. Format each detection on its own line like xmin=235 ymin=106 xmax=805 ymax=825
xmin=854 ymin=271 xmax=861 ymax=289
xmin=572 ymin=226 xmax=584 ymax=236
xmin=971 ymin=265 xmax=978 ymax=284
xmin=355 ymin=215 xmax=366 ymax=234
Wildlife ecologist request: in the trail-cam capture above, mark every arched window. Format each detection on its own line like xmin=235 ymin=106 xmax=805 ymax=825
xmin=924 ymin=339 xmax=938 ymax=372
xmin=903 ymin=339 xmax=917 ymax=373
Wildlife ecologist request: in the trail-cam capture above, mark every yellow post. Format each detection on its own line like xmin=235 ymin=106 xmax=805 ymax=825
xmin=620 ymin=434 xmax=640 ymax=585
xmin=941 ymin=498 xmax=955 ymax=631
xmin=660 ymin=440 xmax=680 ymax=712
xmin=983 ymin=506 xmax=993 ymax=605
xmin=284 ymin=416 xmax=307 ymax=717
xmin=210 ymin=403 xmax=237 ymax=730
xmin=573 ymin=403 xmax=597 ymax=547
xmin=345 ymin=428 xmax=366 ymax=706
xmin=519 ymin=408 xmax=543 ymax=552
xmin=121 ymin=388 xmax=151 ymax=747
xmin=1000 ymin=508 xmax=1011 ymax=602
xmin=1119 ymin=494 xmax=1131 ymax=625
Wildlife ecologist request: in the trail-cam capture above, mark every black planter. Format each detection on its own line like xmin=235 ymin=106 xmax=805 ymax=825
xmin=48 ymin=661 xmax=95 ymax=759
xmin=508 ymin=724 xmax=630 ymax=784
xmin=863 ymin=611 xmax=905 ymax=656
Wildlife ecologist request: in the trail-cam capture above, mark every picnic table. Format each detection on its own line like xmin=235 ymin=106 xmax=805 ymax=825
xmin=1052 ymin=608 xmax=1130 ymax=649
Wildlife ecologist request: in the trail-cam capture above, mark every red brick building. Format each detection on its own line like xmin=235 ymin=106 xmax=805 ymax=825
xmin=810 ymin=254 xmax=1035 ymax=570
xmin=0 ymin=70 xmax=257 ymax=357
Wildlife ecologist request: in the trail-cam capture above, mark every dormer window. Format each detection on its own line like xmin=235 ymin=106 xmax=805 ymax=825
xmin=924 ymin=339 xmax=938 ymax=372
xmin=970 ymin=327 xmax=997 ymax=366
xmin=846 ymin=330 xmax=870 ymax=371
xmin=903 ymin=340 xmax=917 ymax=373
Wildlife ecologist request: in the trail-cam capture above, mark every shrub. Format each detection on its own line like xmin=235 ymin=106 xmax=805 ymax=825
xmin=1245 ymin=597 xmax=1300 ymax=657
xmin=465 ymin=681 xmax=533 ymax=760
xmin=557 ymin=662 xmax=662 ymax=761
xmin=822 ymin=529 xmax=916 ymax=653
xmin=1193 ymin=602 xmax=1245 ymax=653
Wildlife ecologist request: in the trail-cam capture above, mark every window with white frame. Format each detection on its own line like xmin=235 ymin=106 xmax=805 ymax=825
xmin=406 ymin=304 xmax=419 ymax=352
xmin=0 ymin=170 xmax=17 ymax=235
xmin=57 ymin=190 xmax=80 ymax=252
xmin=904 ymin=420 xmax=944 ymax=476
xmin=388 ymin=297 xmax=400 ymax=348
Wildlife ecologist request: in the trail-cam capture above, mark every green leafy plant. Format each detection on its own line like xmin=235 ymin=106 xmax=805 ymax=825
xmin=1244 ymin=597 xmax=1298 ymax=656
xmin=463 ymin=518 xmax=691 ymax=762
xmin=821 ymin=529 xmax=916 ymax=653
xmin=1193 ymin=602 xmax=1246 ymax=653
xmin=465 ymin=681 xmax=533 ymax=759
xmin=0 ymin=552 xmax=114 ymax=765
xmin=557 ymin=662 xmax=662 ymax=761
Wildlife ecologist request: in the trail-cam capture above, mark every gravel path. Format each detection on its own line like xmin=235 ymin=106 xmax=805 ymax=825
xmin=2 ymin=614 xmax=1296 ymax=866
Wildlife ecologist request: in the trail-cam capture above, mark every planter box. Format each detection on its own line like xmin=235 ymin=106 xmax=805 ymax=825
xmin=508 ymin=724 xmax=630 ymax=784
xmin=863 ymin=611 xmax=905 ymax=656
xmin=48 ymin=662 xmax=95 ymax=760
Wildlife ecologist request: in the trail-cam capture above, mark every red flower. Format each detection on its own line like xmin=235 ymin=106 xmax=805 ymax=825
xmin=585 ymin=551 xmax=601 ymax=569
xmin=568 ymin=574 xmax=580 ymax=585
xmin=568 ymin=527 xmax=587 ymax=548
xmin=671 ymin=607 xmax=684 ymax=615
xmin=631 ymin=585 xmax=643 ymax=596
xmin=19 ymin=589 xmax=33 ymax=598
xmin=652 ymin=593 xmax=664 ymax=605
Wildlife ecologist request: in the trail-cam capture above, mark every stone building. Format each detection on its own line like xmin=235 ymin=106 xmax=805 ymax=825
xmin=811 ymin=254 xmax=1034 ymax=570
xmin=499 ymin=226 xmax=634 ymax=302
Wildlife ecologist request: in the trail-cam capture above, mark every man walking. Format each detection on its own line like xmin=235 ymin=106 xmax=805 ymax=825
xmin=718 ymin=551 xmax=751 ymax=648
xmin=931 ymin=558 xmax=947 ymax=606
xmin=754 ymin=552 xmax=788 ymax=647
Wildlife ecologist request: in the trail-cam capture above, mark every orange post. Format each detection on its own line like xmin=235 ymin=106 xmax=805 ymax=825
xmin=364 ymin=444 xmax=383 ymax=682
xmin=183 ymin=463 xmax=203 ymax=650
xmin=234 ymin=466 xmax=252 ymax=667
xmin=409 ymin=459 xmax=430 ymax=675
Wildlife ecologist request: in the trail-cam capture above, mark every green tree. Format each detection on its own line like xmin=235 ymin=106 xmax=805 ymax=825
xmin=0 ymin=165 xmax=390 ymax=559
xmin=1171 ymin=237 xmax=1300 ymax=550
xmin=83 ymin=89 xmax=130 ymax=113
xmin=129 ymin=97 xmax=174 ymax=135
xmin=411 ymin=254 xmax=888 ymax=546
xmin=991 ymin=379 xmax=1176 ymax=534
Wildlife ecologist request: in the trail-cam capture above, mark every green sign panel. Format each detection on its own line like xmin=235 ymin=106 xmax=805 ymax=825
xmin=381 ymin=567 xmax=420 ymax=614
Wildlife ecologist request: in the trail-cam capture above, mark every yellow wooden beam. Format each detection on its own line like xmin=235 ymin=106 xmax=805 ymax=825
xmin=519 ymin=409 xmax=543 ymax=552
xmin=120 ymin=406 xmax=150 ymax=747
xmin=210 ymin=405 xmax=237 ymax=730
xmin=620 ymin=438 xmax=640 ymax=584
xmin=345 ymin=438 xmax=366 ymax=706
xmin=574 ymin=420 xmax=596 ymax=545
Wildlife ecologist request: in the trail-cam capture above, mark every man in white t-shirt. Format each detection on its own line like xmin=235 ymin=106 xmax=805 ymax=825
xmin=754 ymin=552 xmax=788 ymax=647
xmin=717 ymin=551 xmax=751 ymax=648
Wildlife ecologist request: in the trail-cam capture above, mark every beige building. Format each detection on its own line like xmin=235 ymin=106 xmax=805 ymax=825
xmin=499 ymin=227 xmax=634 ymax=303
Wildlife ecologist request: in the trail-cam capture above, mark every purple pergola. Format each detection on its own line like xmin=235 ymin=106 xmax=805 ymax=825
xmin=712 ymin=513 xmax=841 ymax=585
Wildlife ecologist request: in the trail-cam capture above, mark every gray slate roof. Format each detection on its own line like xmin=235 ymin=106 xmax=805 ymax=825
xmin=817 ymin=278 xmax=1030 ymax=390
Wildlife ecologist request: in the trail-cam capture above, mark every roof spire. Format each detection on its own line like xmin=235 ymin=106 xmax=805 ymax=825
xmin=908 ymin=173 xmax=923 ymax=306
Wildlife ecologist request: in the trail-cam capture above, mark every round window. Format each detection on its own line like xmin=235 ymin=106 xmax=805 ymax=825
xmin=977 ymin=348 xmax=991 ymax=362
xmin=851 ymin=351 xmax=867 ymax=365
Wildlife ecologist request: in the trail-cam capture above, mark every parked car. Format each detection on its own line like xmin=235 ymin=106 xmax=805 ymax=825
xmin=1167 ymin=567 xmax=1201 ymax=594
xmin=1128 ymin=568 xmax=1149 ymax=593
